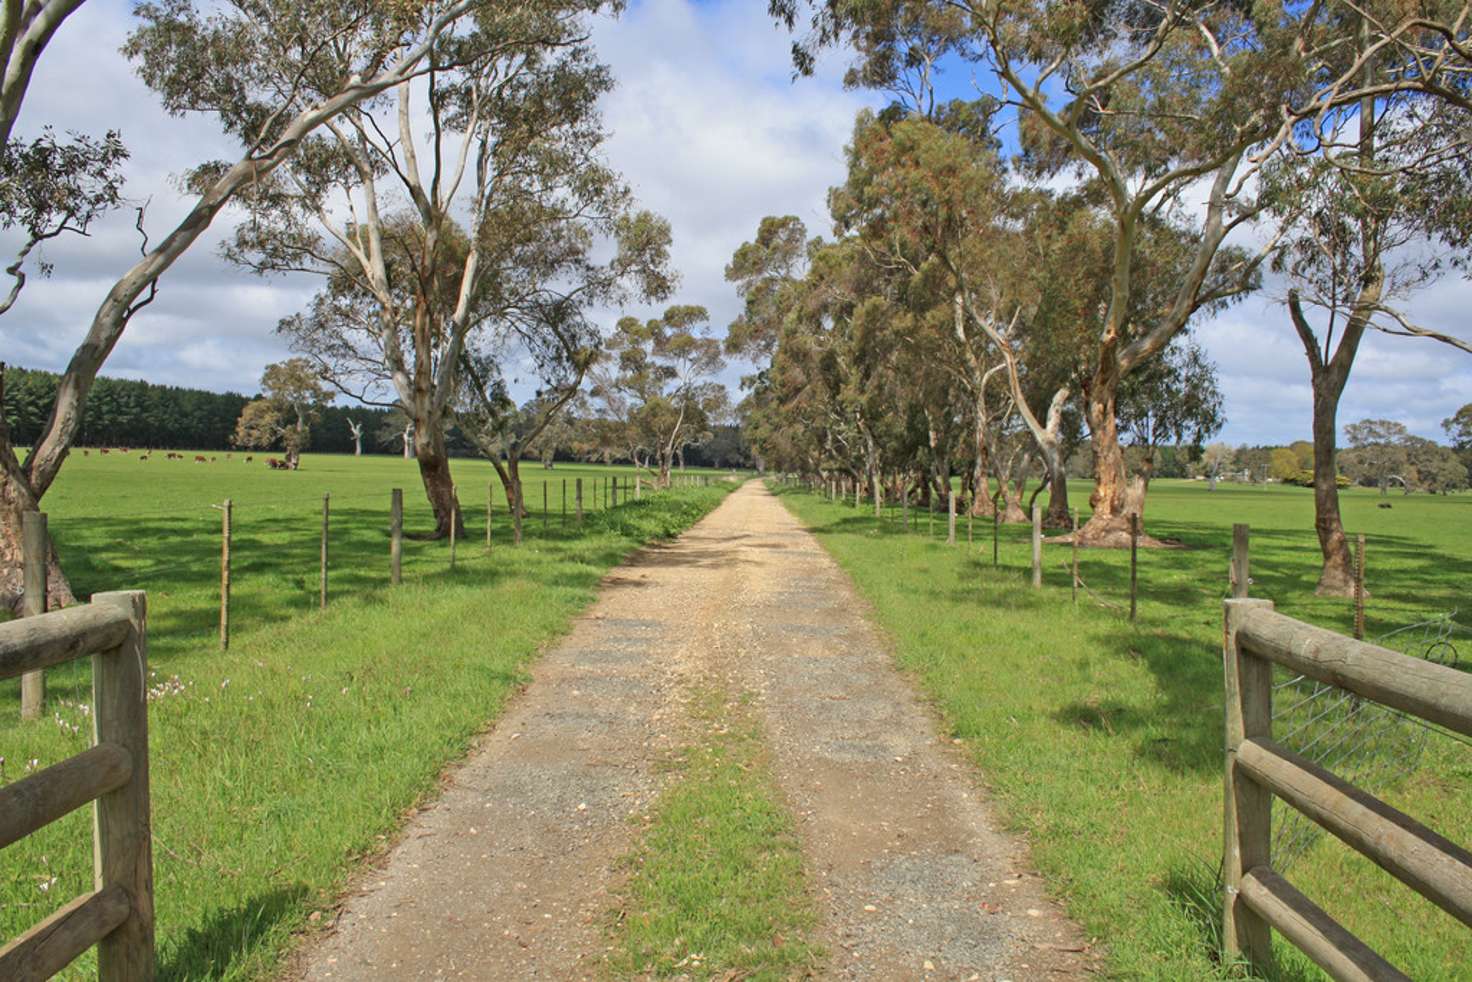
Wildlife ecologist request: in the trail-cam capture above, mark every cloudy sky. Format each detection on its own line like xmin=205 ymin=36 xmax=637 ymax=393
xmin=5 ymin=0 xmax=1470 ymax=445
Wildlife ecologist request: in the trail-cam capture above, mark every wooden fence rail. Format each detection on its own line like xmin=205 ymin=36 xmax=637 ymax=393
xmin=0 ymin=591 xmax=154 ymax=981
xmin=1223 ymin=598 xmax=1472 ymax=981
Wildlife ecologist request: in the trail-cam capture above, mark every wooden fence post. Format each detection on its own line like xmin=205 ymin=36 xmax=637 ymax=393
xmin=1031 ymin=504 xmax=1042 ymax=589
xmin=1354 ymin=533 xmax=1366 ymax=640
xmin=1071 ymin=508 xmax=1079 ymax=607
xmin=390 ymin=489 xmax=402 ymax=585
xmin=854 ymin=478 xmax=860 ymax=509
xmin=1222 ymin=597 xmax=1276 ymax=972
xmin=576 ymin=478 xmax=584 ymax=524
xmin=993 ymin=507 xmax=1000 ymax=568
xmin=947 ymin=489 xmax=957 ymax=546
xmin=92 ymin=590 xmax=155 ymax=982
xmin=636 ymin=474 xmax=642 ymax=500
xmin=20 ymin=511 xmax=46 ymax=719
xmin=872 ymin=473 xmax=881 ymax=519
xmin=320 ymin=494 xmax=329 ymax=609
xmin=1232 ymin=523 xmax=1250 ymax=599
xmin=611 ymin=476 xmax=618 ymax=508
xmin=901 ymin=486 xmax=908 ymax=529
xmin=220 ymin=499 xmax=231 ymax=650
xmin=1129 ymin=512 xmax=1140 ymax=622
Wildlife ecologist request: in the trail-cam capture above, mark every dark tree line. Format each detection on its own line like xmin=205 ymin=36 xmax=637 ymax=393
xmin=0 ymin=364 xmax=752 ymax=465
xmin=0 ymin=365 xmax=396 ymax=454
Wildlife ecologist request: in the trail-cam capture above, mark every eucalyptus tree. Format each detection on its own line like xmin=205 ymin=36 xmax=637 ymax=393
xmin=771 ymin=0 xmax=1326 ymax=545
xmin=454 ymin=298 xmax=603 ymax=535
xmin=0 ymin=0 xmax=498 ymax=610
xmin=1266 ymin=48 xmax=1472 ymax=593
xmin=602 ymin=305 xmax=726 ymax=488
xmin=217 ymin=2 xmax=670 ymax=537
xmin=230 ymin=358 xmax=332 ymax=469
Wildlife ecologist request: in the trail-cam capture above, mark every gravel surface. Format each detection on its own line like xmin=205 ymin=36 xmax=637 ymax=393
xmin=286 ymin=480 xmax=1094 ymax=981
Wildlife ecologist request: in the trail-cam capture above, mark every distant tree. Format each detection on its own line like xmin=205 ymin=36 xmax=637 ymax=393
xmin=1343 ymin=419 xmax=1413 ymax=494
xmin=1115 ymin=338 xmax=1225 ymax=511
xmin=1199 ymin=443 xmax=1233 ymax=490
xmin=1270 ymin=448 xmax=1301 ymax=483
xmin=1288 ymin=441 xmax=1315 ymax=471
xmin=1405 ymin=437 xmax=1468 ymax=493
xmin=377 ymin=411 xmax=414 ymax=460
xmin=231 ymin=359 xmax=329 ymax=468
xmin=600 ymin=306 xmax=727 ymax=488
xmin=346 ymin=418 xmax=366 ymax=456
xmin=1445 ymin=404 xmax=1472 ymax=472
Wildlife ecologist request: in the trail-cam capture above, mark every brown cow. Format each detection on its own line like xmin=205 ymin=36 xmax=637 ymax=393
xmin=194 ymin=455 xmax=207 ymax=463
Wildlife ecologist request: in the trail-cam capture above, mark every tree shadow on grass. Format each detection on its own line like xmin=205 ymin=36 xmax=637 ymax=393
xmin=1049 ymin=625 xmax=1225 ymax=776
xmin=159 ymin=884 xmax=308 ymax=981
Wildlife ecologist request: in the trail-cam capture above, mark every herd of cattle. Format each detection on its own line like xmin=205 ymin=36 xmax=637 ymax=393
xmin=78 ymin=448 xmax=294 ymax=469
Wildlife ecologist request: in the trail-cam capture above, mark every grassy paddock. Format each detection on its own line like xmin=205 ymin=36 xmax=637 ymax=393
xmin=0 ymin=450 xmax=735 ymax=980
xmin=775 ymin=478 xmax=1472 ymax=981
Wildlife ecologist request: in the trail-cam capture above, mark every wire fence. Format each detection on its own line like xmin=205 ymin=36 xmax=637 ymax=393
xmin=1270 ymin=612 xmax=1471 ymax=870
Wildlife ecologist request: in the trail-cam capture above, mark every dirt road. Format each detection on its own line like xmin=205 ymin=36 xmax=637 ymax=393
xmin=290 ymin=480 xmax=1090 ymax=980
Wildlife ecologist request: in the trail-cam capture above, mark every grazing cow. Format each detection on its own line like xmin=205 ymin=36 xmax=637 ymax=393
xmin=99 ymin=448 xmax=109 ymax=455
xmin=83 ymin=450 xmax=90 ymax=456
xmin=194 ymin=455 xmax=207 ymax=463
xmin=210 ymin=456 xmax=217 ymax=462
xmin=244 ymin=455 xmax=253 ymax=463
xmin=140 ymin=454 xmax=150 ymax=462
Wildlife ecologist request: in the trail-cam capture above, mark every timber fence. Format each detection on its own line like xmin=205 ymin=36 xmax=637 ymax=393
xmin=1222 ymin=597 xmax=1472 ymax=980
xmin=12 ymin=471 xmax=727 ymax=720
xmin=0 ymin=591 xmax=154 ymax=981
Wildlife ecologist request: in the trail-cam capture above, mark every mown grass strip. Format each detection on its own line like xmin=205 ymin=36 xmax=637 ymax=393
xmin=774 ymin=480 xmax=1472 ymax=982
xmin=610 ymin=688 xmax=821 ymax=980
xmin=0 ymin=481 xmax=734 ymax=981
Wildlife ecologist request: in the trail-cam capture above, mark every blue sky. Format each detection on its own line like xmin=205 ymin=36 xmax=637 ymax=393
xmin=3 ymin=0 xmax=1469 ymax=445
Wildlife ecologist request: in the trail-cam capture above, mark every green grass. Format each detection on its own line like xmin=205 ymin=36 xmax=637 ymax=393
xmin=0 ymin=450 xmax=736 ymax=980
xmin=609 ymin=687 xmax=821 ymax=980
xmin=773 ymin=478 xmax=1472 ymax=981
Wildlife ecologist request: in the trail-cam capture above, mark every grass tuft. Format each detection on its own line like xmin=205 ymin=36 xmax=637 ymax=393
xmin=609 ymin=688 xmax=822 ymax=980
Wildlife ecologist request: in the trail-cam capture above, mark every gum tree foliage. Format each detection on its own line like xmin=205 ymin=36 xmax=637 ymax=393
xmin=0 ymin=1 xmax=127 ymax=316
xmin=219 ymin=1 xmax=671 ymax=538
xmin=768 ymin=0 xmax=1472 ymax=548
xmin=597 ymin=305 xmax=727 ymax=488
xmin=1263 ymin=7 xmax=1472 ymax=593
xmin=0 ymin=0 xmax=498 ymax=611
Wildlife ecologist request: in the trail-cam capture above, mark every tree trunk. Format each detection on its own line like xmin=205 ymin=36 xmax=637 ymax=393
xmin=1044 ymin=444 xmax=1071 ymax=529
xmin=1077 ymin=370 xmax=1139 ymax=547
xmin=971 ymin=400 xmax=995 ymax=517
xmin=1002 ymin=477 xmax=1027 ymax=523
xmin=0 ymin=455 xmax=75 ymax=614
xmin=1309 ymin=376 xmax=1355 ymax=595
xmin=413 ymin=424 xmax=463 ymax=539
